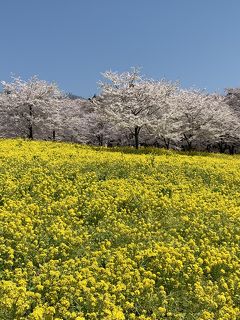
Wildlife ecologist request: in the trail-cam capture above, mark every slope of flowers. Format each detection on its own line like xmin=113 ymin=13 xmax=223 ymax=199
xmin=0 ymin=139 xmax=240 ymax=320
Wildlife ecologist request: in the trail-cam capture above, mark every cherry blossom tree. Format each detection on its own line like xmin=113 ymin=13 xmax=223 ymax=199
xmin=0 ymin=71 xmax=239 ymax=153
xmin=167 ymin=89 xmax=239 ymax=151
xmin=1 ymin=76 xmax=63 ymax=140
xmin=225 ymin=88 xmax=240 ymax=116
xmin=92 ymin=68 xmax=178 ymax=149
xmin=58 ymin=97 xmax=95 ymax=143
xmin=224 ymin=88 xmax=240 ymax=153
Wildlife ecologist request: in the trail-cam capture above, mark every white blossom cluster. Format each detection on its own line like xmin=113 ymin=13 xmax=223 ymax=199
xmin=0 ymin=69 xmax=239 ymax=153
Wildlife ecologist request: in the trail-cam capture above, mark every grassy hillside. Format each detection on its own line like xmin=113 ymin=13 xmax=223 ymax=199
xmin=0 ymin=139 xmax=240 ymax=320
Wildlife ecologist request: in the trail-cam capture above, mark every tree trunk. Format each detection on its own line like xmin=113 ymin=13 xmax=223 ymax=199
xmin=163 ymin=137 xmax=170 ymax=149
xmin=183 ymin=134 xmax=192 ymax=151
xmin=134 ymin=126 xmax=140 ymax=149
xmin=97 ymin=134 xmax=103 ymax=146
xmin=228 ymin=145 xmax=235 ymax=155
xmin=206 ymin=144 xmax=212 ymax=152
xmin=218 ymin=141 xmax=227 ymax=153
xmin=52 ymin=130 xmax=56 ymax=141
xmin=28 ymin=105 xmax=33 ymax=139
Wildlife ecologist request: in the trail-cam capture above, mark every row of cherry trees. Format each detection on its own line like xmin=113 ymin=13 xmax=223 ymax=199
xmin=0 ymin=69 xmax=239 ymax=153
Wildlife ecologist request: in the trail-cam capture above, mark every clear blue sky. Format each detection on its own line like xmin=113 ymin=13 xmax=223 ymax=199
xmin=1 ymin=0 xmax=240 ymax=98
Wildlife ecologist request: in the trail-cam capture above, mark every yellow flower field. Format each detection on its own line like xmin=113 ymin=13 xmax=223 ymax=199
xmin=0 ymin=139 xmax=240 ymax=320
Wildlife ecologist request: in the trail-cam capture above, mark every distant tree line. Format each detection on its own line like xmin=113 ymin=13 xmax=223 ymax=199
xmin=0 ymin=69 xmax=239 ymax=153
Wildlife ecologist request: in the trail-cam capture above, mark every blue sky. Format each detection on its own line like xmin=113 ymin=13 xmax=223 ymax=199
xmin=1 ymin=0 xmax=240 ymax=97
